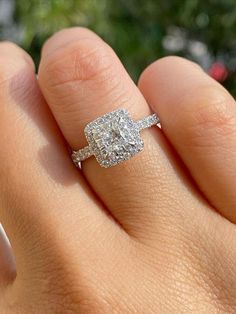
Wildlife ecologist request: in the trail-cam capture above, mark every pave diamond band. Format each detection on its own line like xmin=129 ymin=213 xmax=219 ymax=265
xmin=136 ymin=114 xmax=160 ymax=131
xmin=72 ymin=109 xmax=160 ymax=168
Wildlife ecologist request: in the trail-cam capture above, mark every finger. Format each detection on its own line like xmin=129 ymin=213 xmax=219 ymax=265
xmin=139 ymin=56 xmax=236 ymax=223
xmin=0 ymin=42 xmax=118 ymax=285
xmin=0 ymin=224 xmax=15 ymax=286
xmin=38 ymin=28 xmax=205 ymax=236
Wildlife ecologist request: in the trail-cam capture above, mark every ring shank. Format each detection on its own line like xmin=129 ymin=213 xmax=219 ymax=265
xmin=72 ymin=146 xmax=93 ymax=166
xmin=136 ymin=113 xmax=160 ymax=131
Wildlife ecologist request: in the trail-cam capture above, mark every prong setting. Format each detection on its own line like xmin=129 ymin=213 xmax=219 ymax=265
xmin=84 ymin=109 xmax=144 ymax=168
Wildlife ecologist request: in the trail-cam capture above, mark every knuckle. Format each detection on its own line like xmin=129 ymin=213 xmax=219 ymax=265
xmin=192 ymin=86 xmax=234 ymax=127
xmin=42 ymin=27 xmax=97 ymax=54
xmin=0 ymin=41 xmax=23 ymax=54
xmin=139 ymin=56 xmax=202 ymax=86
xmin=181 ymin=84 xmax=236 ymax=148
xmin=0 ymin=41 xmax=19 ymax=51
xmin=0 ymin=60 xmax=35 ymax=116
xmin=0 ymin=59 xmax=18 ymax=87
xmin=0 ymin=49 xmax=33 ymax=91
xmin=154 ymin=56 xmax=201 ymax=73
xmin=42 ymin=38 xmax=115 ymax=89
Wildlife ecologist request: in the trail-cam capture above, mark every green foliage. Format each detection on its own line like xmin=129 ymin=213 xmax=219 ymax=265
xmin=3 ymin=0 xmax=236 ymax=94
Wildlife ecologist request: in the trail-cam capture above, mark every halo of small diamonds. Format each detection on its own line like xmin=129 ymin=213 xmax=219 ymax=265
xmin=72 ymin=109 xmax=160 ymax=168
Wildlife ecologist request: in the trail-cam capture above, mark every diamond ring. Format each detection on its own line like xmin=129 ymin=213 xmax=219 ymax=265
xmin=72 ymin=108 xmax=160 ymax=168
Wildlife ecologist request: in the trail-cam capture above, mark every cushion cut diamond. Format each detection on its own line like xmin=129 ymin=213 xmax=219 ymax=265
xmin=84 ymin=109 xmax=144 ymax=167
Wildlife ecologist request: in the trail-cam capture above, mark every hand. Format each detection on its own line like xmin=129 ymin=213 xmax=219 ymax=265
xmin=0 ymin=28 xmax=236 ymax=313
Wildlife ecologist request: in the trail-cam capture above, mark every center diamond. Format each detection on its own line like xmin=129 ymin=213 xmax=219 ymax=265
xmin=84 ymin=109 xmax=144 ymax=167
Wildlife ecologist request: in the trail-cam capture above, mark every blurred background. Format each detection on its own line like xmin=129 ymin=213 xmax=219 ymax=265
xmin=0 ymin=0 xmax=235 ymax=96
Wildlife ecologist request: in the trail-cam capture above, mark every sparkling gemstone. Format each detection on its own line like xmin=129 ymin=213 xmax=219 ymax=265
xmin=84 ymin=109 xmax=144 ymax=167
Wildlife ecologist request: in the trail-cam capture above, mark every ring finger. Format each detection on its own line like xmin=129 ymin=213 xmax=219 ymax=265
xmin=38 ymin=28 xmax=204 ymax=236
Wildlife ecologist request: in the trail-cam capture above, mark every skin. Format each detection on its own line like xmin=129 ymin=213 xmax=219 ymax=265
xmin=0 ymin=27 xmax=236 ymax=313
